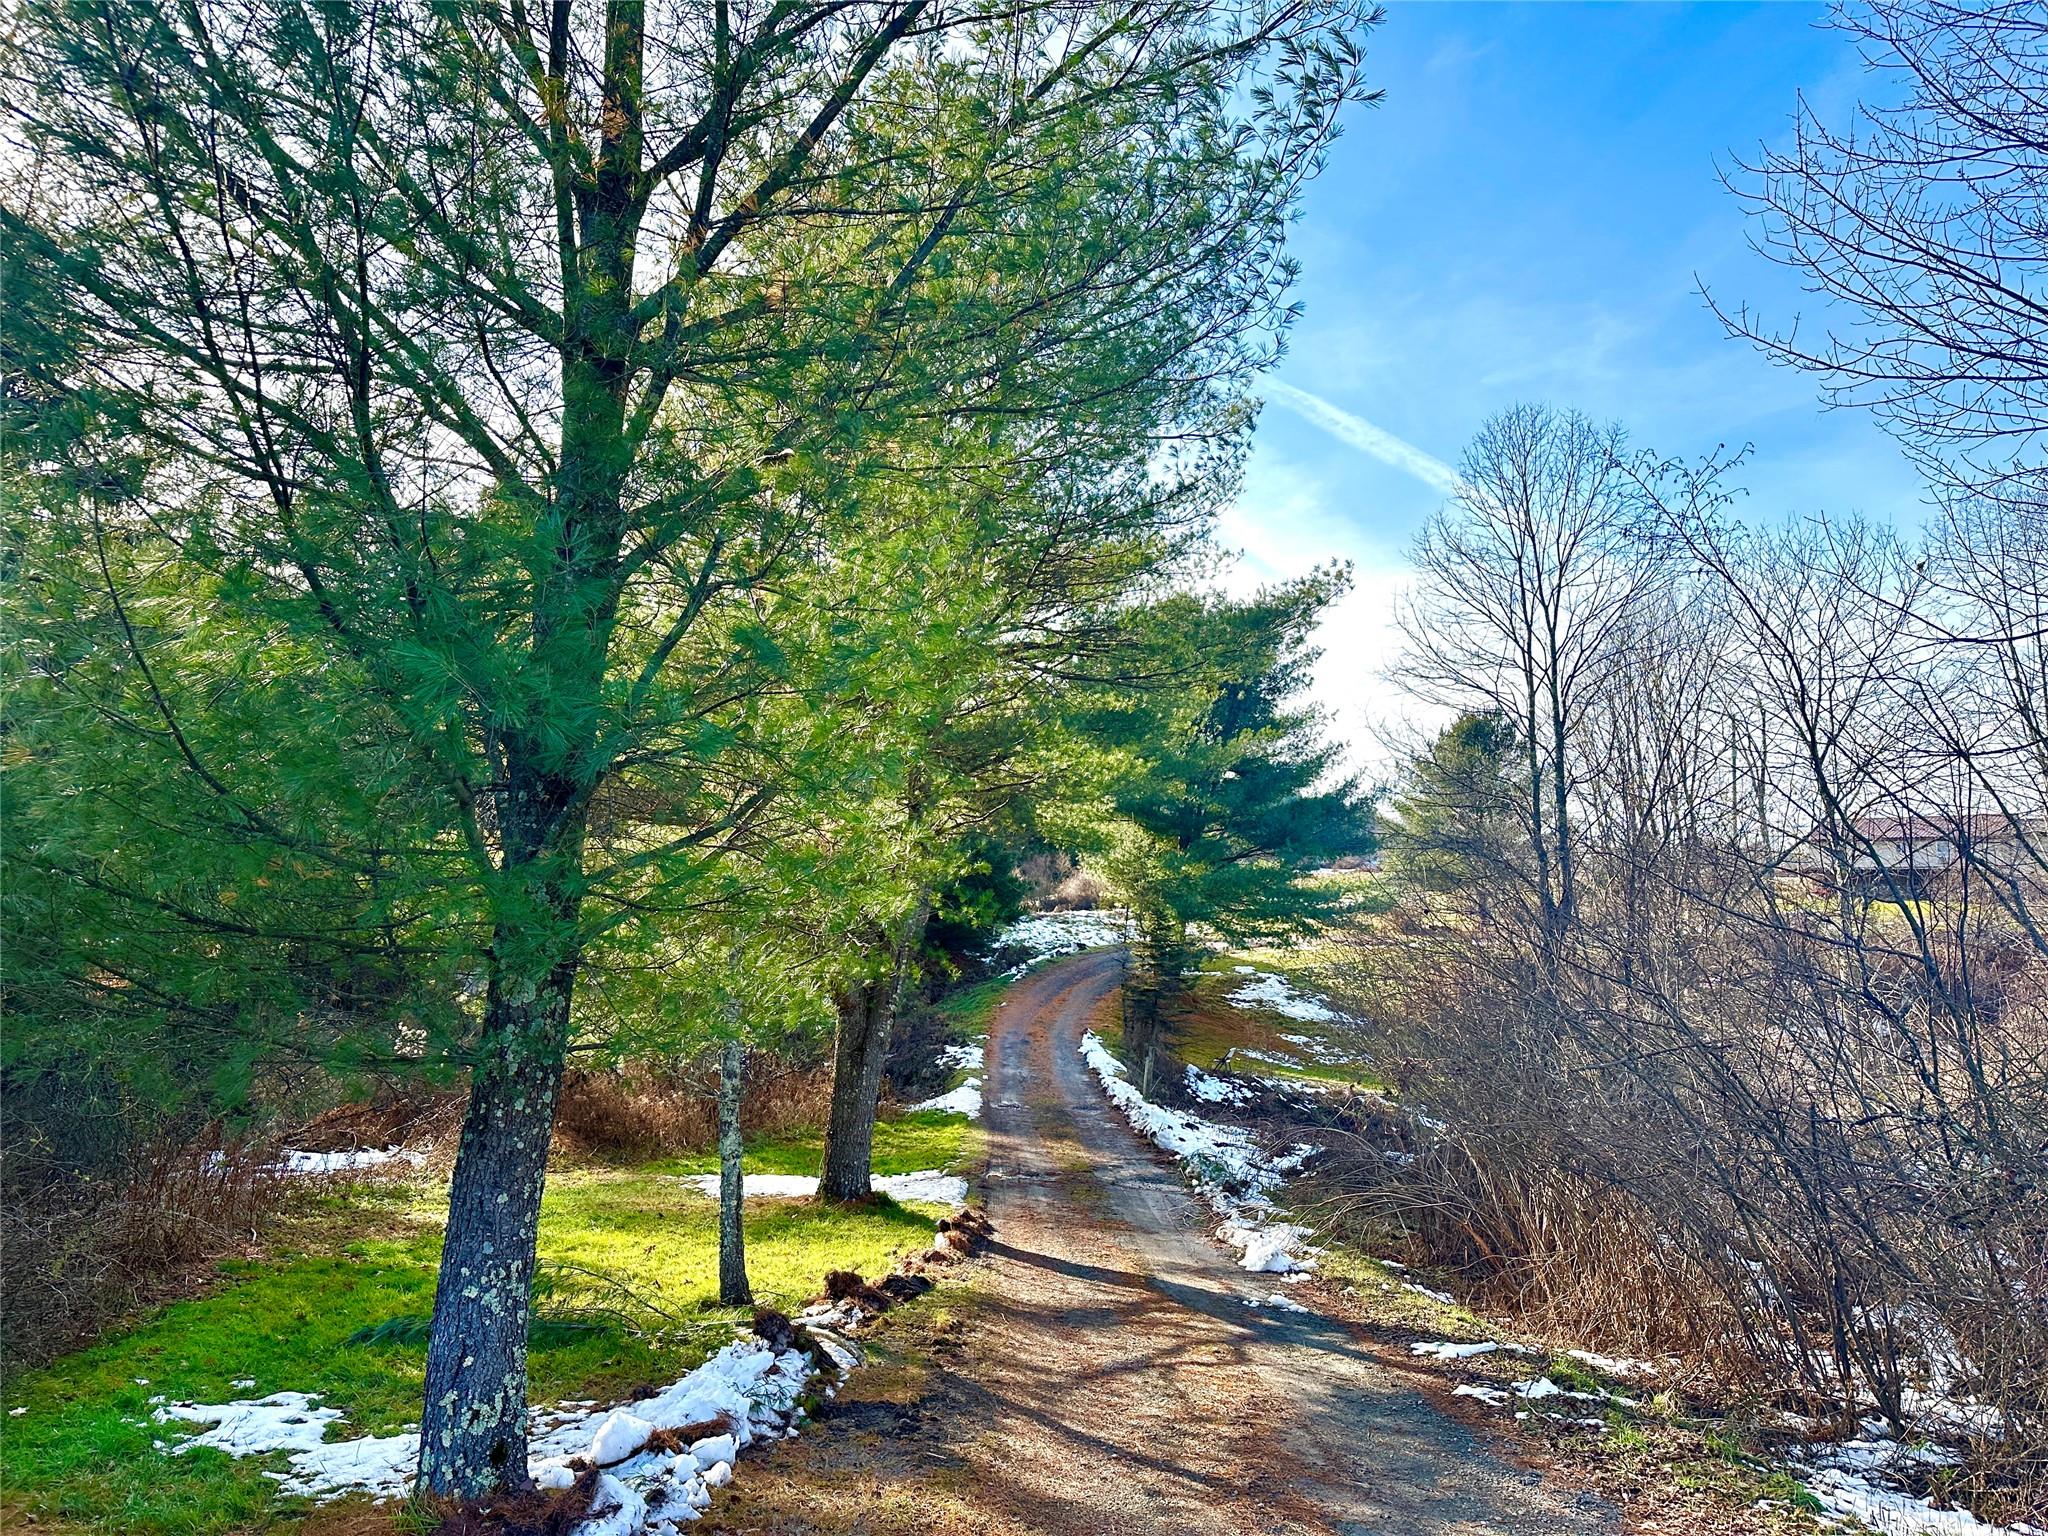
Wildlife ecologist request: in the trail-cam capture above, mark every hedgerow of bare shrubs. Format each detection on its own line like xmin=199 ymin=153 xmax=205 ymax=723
xmin=1329 ymin=842 xmax=2048 ymax=1518
xmin=1327 ymin=868 xmax=2048 ymax=1515
xmin=551 ymin=1054 xmax=834 ymax=1163
xmin=1 ymin=1068 xmax=465 ymax=1366
xmin=1350 ymin=402 xmax=2048 ymax=1522
xmin=1 ymin=1134 xmax=286 ymax=1365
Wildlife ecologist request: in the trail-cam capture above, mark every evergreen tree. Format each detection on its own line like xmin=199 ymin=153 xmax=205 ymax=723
xmin=2 ymin=1 xmax=1370 ymax=1495
xmin=923 ymin=833 xmax=1031 ymax=968
xmin=1058 ymin=572 xmax=1374 ymax=1093
xmin=1380 ymin=711 xmax=1522 ymax=895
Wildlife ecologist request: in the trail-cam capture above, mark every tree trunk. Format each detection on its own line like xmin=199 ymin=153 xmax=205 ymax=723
xmin=1128 ymin=990 xmax=1161 ymax=1098
xmin=1126 ymin=918 xmax=1181 ymax=1099
xmin=818 ymin=981 xmax=889 ymax=1201
xmin=1548 ymin=670 xmax=1576 ymax=925
xmin=717 ymin=1033 xmax=751 ymax=1306
xmin=416 ymin=962 xmax=575 ymax=1499
xmin=1524 ymin=664 xmax=1557 ymax=953
xmin=818 ymin=906 xmax=929 ymax=1201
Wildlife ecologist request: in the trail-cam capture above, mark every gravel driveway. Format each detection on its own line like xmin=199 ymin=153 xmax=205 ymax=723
xmin=708 ymin=949 xmax=1617 ymax=1535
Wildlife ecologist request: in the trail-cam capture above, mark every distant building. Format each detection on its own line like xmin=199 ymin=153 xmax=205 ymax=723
xmin=1795 ymin=813 xmax=2047 ymax=898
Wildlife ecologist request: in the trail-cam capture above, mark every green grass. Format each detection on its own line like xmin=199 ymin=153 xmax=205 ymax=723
xmin=0 ymin=1167 xmax=944 ymax=1536
xmin=1761 ymin=1470 xmax=1826 ymax=1513
xmin=1167 ymin=962 xmax=1387 ymax=1091
xmin=1546 ymin=1353 xmax=1608 ymax=1397
xmin=538 ymin=1166 xmax=948 ymax=1310
xmin=934 ymin=973 xmax=1009 ymax=1036
xmin=1311 ymin=1246 xmax=1493 ymax=1336
xmin=1089 ymin=1011 xmax=1124 ymax=1058
xmin=652 ymin=975 xmax=1003 ymax=1184
xmin=1301 ymin=866 xmax=1398 ymax=912
xmin=1 ymin=978 xmax=1008 ymax=1535
xmin=1608 ymin=1417 xmax=1651 ymax=1451
xmin=649 ymin=1108 xmax=974 ymax=1181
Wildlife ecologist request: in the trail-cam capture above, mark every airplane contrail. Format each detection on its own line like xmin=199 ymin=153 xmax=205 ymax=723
xmin=1261 ymin=379 xmax=1463 ymax=498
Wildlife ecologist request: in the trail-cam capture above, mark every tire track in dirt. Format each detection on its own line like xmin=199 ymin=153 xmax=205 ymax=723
xmin=708 ymin=950 xmax=1617 ymax=1535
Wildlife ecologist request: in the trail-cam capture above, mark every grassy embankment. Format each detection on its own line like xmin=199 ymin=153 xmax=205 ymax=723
xmin=0 ymin=980 xmax=1005 ymax=1536
xmin=1167 ymin=870 xmax=1395 ymax=1092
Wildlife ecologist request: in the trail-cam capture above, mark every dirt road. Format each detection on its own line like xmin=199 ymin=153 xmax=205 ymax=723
xmin=709 ymin=950 xmax=1617 ymax=1535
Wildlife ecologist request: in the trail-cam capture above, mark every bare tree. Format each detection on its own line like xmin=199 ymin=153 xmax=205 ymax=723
xmin=1398 ymin=404 xmax=1653 ymax=954
xmin=1342 ymin=457 xmax=2048 ymax=1514
xmin=1723 ymin=0 xmax=2048 ymax=509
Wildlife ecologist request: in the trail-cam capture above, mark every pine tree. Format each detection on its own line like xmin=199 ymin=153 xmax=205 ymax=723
xmin=1380 ymin=712 xmax=1522 ymax=895
xmin=1059 ymin=573 xmax=1375 ymax=1093
xmin=2 ymin=1 xmax=1370 ymax=1496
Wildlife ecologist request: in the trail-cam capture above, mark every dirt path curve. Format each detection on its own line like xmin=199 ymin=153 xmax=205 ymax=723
xmin=709 ymin=950 xmax=1618 ymax=1536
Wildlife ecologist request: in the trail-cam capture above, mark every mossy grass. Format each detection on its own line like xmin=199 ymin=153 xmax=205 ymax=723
xmin=934 ymin=974 xmax=1010 ymax=1037
xmin=1309 ymin=1246 xmax=1493 ymax=1336
xmin=0 ymin=1167 xmax=944 ymax=1536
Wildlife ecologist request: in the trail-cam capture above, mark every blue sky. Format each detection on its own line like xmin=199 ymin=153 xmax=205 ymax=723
xmin=1223 ymin=1 xmax=1930 ymax=772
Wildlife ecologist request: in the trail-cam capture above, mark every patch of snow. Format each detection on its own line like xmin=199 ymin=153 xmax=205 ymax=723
xmin=1794 ymin=1436 xmax=2044 ymax=1536
xmin=1563 ymin=1348 xmax=1656 ymax=1381
xmin=1411 ymin=1340 xmax=1504 ymax=1361
xmin=671 ymin=1170 xmax=967 ymax=1206
xmin=1454 ymin=1384 xmax=1509 ymax=1406
xmin=1226 ymin=971 xmax=1348 ymax=1025
xmin=1901 ymin=1385 xmax=2004 ymax=1442
xmin=687 ymin=1433 xmax=737 ymax=1472
xmin=1078 ymin=1033 xmax=1273 ymax=1196
xmin=1222 ymin=1220 xmax=1317 ymax=1274
xmin=1402 ymin=1280 xmax=1455 ymax=1305
xmin=591 ymin=1410 xmax=657 ymax=1466
xmin=1077 ymin=1031 xmax=1318 ymax=1278
xmin=578 ymin=1473 xmax=648 ymax=1536
xmin=1244 ymin=1293 xmax=1313 ymax=1315
xmin=205 ymin=1146 xmax=424 ymax=1178
xmin=909 ymin=1044 xmax=985 ymax=1118
xmin=991 ymin=910 xmax=1132 ymax=974
xmin=909 ymin=1080 xmax=981 ymax=1117
xmin=279 ymin=1147 xmax=423 ymax=1176
xmin=275 ymin=1433 xmax=417 ymax=1501
xmin=150 ymin=1334 xmax=819 ymax=1530
xmin=802 ymin=1329 xmax=860 ymax=1374
xmin=1804 ymin=1467 xmax=2037 ymax=1536
xmin=155 ymin=1392 xmax=344 ymax=1457
xmin=1184 ymin=1065 xmax=1253 ymax=1106
xmin=1453 ymin=1377 xmax=1623 ymax=1416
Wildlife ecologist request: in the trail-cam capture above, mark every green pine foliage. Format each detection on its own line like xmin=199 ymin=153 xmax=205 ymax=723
xmin=1380 ymin=711 xmax=1524 ymax=894
xmin=1051 ymin=571 xmax=1376 ymax=1089
xmin=0 ymin=0 xmax=1377 ymax=1488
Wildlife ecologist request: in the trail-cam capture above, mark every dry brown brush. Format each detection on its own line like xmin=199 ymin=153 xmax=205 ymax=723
xmin=1348 ymin=419 xmax=2048 ymax=1517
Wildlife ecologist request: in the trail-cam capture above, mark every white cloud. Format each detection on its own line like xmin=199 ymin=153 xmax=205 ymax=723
xmin=1220 ymin=458 xmax=1438 ymax=780
xmin=1261 ymin=378 xmax=1465 ymax=498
